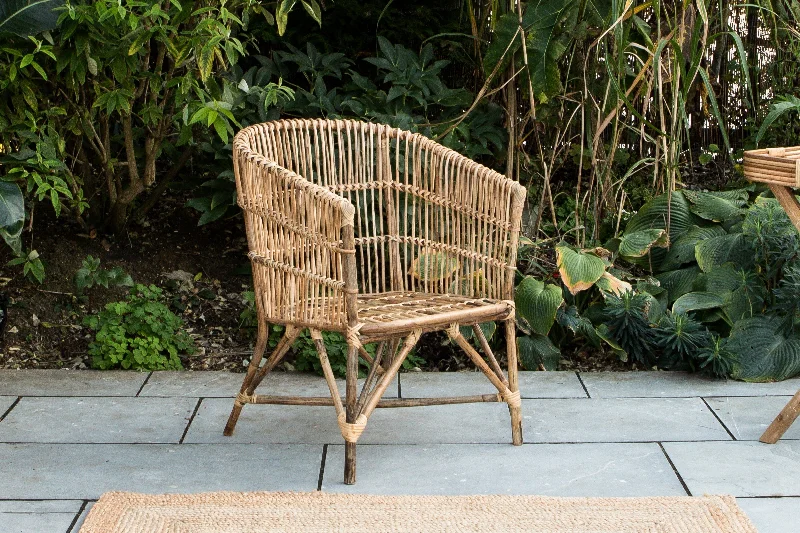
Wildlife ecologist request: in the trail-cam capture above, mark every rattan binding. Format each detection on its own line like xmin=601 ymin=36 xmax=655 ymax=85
xmin=224 ymin=119 xmax=527 ymax=484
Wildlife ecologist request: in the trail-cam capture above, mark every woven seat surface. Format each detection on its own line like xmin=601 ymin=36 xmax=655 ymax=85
xmin=356 ymin=292 xmax=512 ymax=335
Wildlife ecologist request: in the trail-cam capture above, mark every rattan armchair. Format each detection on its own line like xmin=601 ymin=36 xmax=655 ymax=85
xmin=224 ymin=119 xmax=527 ymax=484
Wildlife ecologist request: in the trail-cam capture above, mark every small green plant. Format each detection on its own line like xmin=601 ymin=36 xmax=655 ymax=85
xmin=84 ymin=284 xmax=195 ymax=370
xmin=7 ymin=249 xmax=45 ymax=284
xmin=696 ymin=335 xmax=738 ymax=379
xmin=74 ymin=255 xmax=133 ymax=293
xmin=654 ymin=312 xmax=711 ymax=371
xmin=603 ymin=291 xmax=657 ymax=366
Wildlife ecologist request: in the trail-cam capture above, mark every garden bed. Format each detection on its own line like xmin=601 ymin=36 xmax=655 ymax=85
xmin=0 ymin=194 xmax=626 ymax=373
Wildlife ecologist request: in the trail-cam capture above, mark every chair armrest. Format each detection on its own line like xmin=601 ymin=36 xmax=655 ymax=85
xmin=233 ymin=128 xmax=356 ymax=329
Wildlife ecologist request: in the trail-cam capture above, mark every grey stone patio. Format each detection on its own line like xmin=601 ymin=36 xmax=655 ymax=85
xmin=0 ymin=370 xmax=798 ymax=532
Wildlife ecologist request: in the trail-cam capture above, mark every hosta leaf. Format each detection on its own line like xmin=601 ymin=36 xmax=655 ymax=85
xmin=705 ymin=264 xmax=765 ymax=322
xmin=517 ymin=333 xmax=560 ymax=371
xmin=556 ymin=305 xmax=600 ymax=347
xmin=0 ymin=181 xmax=25 ymax=228
xmin=672 ymin=291 xmax=725 ymax=315
xmin=459 ymin=321 xmax=497 ymax=344
xmin=703 ymin=188 xmax=751 ymax=204
xmin=695 ymin=233 xmax=755 ymax=272
xmin=410 ymin=251 xmax=459 ymax=282
xmin=661 ymin=225 xmax=726 ymax=271
xmin=595 ymin=272 xmax=632 ymax=296
xmin=728 ymin=316 xmax=800 ymax=382
xmin=556 ymin=246 xmax=606 ymax=295
xmin=515 ymin=276 xmax=563 ymax=335
xmin=624 ymin=191 xmax=694 ymax=271
xmin=618 ymin=229 xmax=669 ymax=258
xmin=684 ymin=190 xmax=746 ymax=222
xmin=655 ymin=265 xmax=701 ymax=304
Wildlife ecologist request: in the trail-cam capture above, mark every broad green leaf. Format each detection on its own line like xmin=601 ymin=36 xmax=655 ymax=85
xmin=515 ymin=276 xmax=563 ymax=335
xmin=683 ymin=190 xmax=746 ymax=222
xmin=0 ymin=0 xmax=61 ymax=36
xmin=672 ymin=292 xmax=725 ymax=315
xmin=695 ymin=233 xmax=754 ymax=272
xmin=595 ymin=272 xmax=632 ymax=296
xmin=755 ymin=96 xmax=800 ymax=144
xmin=0 ymin=181 xmax=25 ymax=228
xmin=655 ymin=265 xmax=701 ymax=304
xmin=517 ymin=333 xmax=560 ymax=371
xmin=618 ymin=228 xmax=669 ymax=258
xmin=728 ymin=316 xmax=800 ymax=382
xmin=410 ymin=251 xmax=459 ymax=282
xmin=661 ymin=225 xmax=726 ymax=271
xmin=556 ymin=305 xmax=600 ymax=347
xmin=624 ymin=191 xmax=694 ymax=271
xmin=556 ymin=245 xmax=605 ymax=295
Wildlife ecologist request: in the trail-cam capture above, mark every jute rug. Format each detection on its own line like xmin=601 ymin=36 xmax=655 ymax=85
xmin=79 ymin=491 xmax=757 ymax=533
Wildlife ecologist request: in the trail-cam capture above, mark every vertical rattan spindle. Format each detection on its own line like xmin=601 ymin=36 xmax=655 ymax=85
xmin=341 ymin=221 xmax=359 ymax=484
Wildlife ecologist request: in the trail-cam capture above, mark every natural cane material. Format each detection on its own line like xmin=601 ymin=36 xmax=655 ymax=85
xmin=80 ymin=492 xmax=758 ymax=533
xmin=225 ymin=119 xmax=527 ymax=484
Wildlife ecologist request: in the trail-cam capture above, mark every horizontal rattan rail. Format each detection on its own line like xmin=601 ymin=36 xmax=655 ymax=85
xmin=224 ymin=119 xmax=527 ymax=484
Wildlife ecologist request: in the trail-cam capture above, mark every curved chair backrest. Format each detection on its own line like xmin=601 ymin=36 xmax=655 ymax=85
xmin=234 ymin=119 xmax=526 ymax=330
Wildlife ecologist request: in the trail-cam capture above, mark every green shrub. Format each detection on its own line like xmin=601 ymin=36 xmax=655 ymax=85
xmin=74 ymin=255 xmax=133 ymax=294
xmin=84 ymin=284 xmax=194 ymax=370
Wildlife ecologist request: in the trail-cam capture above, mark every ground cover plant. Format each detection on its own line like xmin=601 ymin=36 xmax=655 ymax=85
xmin=1 ymin=0 xmax=800 ymax=381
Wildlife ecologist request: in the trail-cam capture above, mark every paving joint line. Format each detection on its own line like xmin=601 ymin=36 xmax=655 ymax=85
xmin=66 ymin=500 xmax=90 ymax=533
xmin=317 ymin=444 xmax=328 ymax=491
xmin=135 ymin=372 xmax=154 ymax=397
xmin=575 ymin=372 xmax=591 ymax=398
xmin=0 ymin=397 xmax=21 ymax=422
xmin=701 ymin=397 xmax=737 ymax=440
xmin=179 ymin=398 xmax=203 ymax=444
xmin=658 ymin=442 xmax=692 ymax=496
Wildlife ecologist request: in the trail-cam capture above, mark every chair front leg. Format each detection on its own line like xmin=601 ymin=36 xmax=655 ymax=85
xmin=344 ymin=342 xmax=359 ymax=485
xmin=505 ymin=318 xmax=523 ymax=445
xmin=223 ymin=325 xmax=298 ymax=436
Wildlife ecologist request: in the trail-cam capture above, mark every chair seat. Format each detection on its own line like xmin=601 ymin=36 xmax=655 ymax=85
xmin=356 ymin=292 xmax=513 ymax=337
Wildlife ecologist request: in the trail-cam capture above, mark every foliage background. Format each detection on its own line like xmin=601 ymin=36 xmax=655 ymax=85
xmin=2 ymin=0 xmax=800 ymax=378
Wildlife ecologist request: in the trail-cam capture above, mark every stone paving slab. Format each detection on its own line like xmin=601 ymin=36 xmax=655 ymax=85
xmin=0 ymin=501 xmax=81 ymax=513
xmin=72 ymin=503 xmax=93 ymax=533
xmin=186 ymin=400 xmax=515 ymax=444
xmin=0 ymin=397 xmax=197 ymax=444
xmin=323 ymin=443 xmax=686 ymax=496
xmin=0 ymin=510 xmax=78 ymax=533
xmin=580 ymin=372 xmax=800 ymax=398
xmin=0 ymin=370 xmax=148 ymax=397
xmin=706 ymin=396 xmax=799 ymax=441
xmin=524 ymin=398 xmax=731 ymax=442
xmin=663 ymin=441 xmax=800 ymax=497
xmin=0 ymin=443 xmax=322 ymax=499
xmin=0 ymin=396 xmax=16 ymax=417
xmin=140 ymin=371 xmax=397 ymax=398
xmin=399 ymin=371 xmax=587 ymax=399
xmin=737 ymin=497 xmax=800 ymax=533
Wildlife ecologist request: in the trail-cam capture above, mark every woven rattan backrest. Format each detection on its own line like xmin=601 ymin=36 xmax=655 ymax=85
xmin=234 ymin=119 xmax=525 ymax=330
